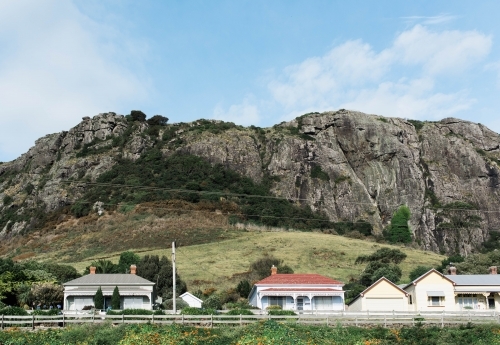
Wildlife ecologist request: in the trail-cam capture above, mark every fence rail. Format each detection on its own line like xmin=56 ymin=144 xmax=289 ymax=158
xmin=2 ymin=311 xmax=500 ymax=330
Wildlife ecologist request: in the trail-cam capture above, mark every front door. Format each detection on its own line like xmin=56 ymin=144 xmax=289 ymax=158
xmin=489 ymin=297 xmax=495 ymax=310
xmin=296 ymin=297 xmax=303 ymax=311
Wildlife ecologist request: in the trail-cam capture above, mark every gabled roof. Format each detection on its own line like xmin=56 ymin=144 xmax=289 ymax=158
xmin=63 ymin=274 xmax=154 ymax=286
xmin=446 ymin=274 xmax=500 ymax=285
xmin=403 ymin=268 xmax=455 ymax=290
xmin=347 ymin=277 xmax=407 ymax=306
xmin=180 ymin=292 xmax=203 ymax=303
xmin=255 ymin=274 xmax=343 ymax=285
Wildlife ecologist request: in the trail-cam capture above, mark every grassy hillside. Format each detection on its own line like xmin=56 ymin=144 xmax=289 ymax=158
xmin=64 ymin=230 xmax=444 ymax=292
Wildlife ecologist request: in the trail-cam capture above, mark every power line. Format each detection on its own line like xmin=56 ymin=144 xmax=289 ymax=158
xmin=59 ymin=180 xmax=500 ymax=213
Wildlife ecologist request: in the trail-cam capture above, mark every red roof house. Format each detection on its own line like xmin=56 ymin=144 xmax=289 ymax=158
xmin=248 ymin=266 xmax=345 ymax=312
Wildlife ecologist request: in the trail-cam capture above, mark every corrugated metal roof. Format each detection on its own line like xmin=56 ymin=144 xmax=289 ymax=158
xmin=446 ymin=275 xmax=500 ymax=285
xmin=256 ymin=274 xmax=343 ymax=285
xmin=63 ymin=274 xmax=154 ymax=286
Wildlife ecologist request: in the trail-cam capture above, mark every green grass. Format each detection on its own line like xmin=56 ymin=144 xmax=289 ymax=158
xmin=65 ymin=231 xmax=444 ymax=292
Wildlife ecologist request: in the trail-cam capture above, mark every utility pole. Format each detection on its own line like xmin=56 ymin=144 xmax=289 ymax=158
xmin=172 ymin=241 xmax=176 ymax=314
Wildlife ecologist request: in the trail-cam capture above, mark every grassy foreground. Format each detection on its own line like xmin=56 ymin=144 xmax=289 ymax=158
xmin=1 ymin=321 xmax=500 ymax=345
xmin=66 ymin=231 xmax=444 ymax=292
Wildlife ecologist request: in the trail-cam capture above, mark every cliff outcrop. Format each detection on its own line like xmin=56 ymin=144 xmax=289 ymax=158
xmin=1 ymin=110 xmax=499 ymax=255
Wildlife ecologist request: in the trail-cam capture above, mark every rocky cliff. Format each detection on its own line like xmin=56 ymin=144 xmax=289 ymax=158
xmin=1 ymin=110 xmax=499 ymax=255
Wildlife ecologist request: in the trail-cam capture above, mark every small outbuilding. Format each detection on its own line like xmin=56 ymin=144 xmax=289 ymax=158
xmin=180 ymin=292 xmax=203 ymax=308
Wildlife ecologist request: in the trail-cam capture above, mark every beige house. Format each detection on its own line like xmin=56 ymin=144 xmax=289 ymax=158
xmin=348 ymin=277 xmax=409 ymax=312
xmin=403 ymin=269 xmax=456 ymax=312
xmin=445 ymin=266 xmax=500 ymax=311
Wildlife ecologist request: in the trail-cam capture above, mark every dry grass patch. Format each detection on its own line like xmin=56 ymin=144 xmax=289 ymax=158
xmin=65 ymin=231 xmax=445 ymax=293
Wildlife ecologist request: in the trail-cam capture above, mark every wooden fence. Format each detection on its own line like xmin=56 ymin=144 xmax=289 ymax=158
xmin=2 ymin=311 xmax=500 ymax=330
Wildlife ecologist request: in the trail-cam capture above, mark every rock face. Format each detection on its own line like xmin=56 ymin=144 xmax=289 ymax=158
xmin=1 ymin=110 xmax=499 ymax=255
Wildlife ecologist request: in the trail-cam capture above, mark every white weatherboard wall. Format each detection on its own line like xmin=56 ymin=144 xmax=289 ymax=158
xmin=180 ymin=292 xmax=203 ymax=308
xmin=407 ymin=271 xmax=455 ymax=312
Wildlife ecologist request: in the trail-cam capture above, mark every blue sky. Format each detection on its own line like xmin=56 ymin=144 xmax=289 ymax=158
xmin=1 ymin=0 xmax=500 ymax=162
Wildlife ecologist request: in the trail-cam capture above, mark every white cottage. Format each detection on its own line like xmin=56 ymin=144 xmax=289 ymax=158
xmin=248 ymin=266 xmax=345 ymax=312
xmin=63 ymin=265 xmax=155 ymax=311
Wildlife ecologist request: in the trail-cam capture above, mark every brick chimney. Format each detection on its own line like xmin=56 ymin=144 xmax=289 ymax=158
xmin=271 ymin=265 xmax=277 ymax=276
xmin=90 ymin=266 xmax=96 ymax=274
xmin=490 ymin=266 xmax=498 ymax=275
xmin=130 ymin=265 xmax=137 ymax=275
xmin=448 ymin=266 xmax=457 ymax=275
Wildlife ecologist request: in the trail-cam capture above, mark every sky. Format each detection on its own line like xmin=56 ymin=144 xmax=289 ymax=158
xmin=1 ymin=0 xmax=500 ymax=162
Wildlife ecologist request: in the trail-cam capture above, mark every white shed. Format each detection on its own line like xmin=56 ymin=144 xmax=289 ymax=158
xmin=180 ymin=292 xmax=203 ymax=308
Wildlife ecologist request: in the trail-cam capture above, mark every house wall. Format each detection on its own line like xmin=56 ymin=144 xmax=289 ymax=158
xmin=412 ymin=273 xmax=455 ymax=311
xmin=348 ymin=280 xmax=408 ymax=312
xmin=181 ymin=294 xmax=202 ymax=308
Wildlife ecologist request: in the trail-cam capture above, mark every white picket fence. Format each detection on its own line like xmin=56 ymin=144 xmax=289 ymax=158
xmin=2 ymin=310 xmax=500 ymax=329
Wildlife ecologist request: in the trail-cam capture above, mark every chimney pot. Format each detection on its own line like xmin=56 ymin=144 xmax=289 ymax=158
xmin=90 ymin=266 xmax=96 ymax=274
xmin=130 ymin=264 xmax=137 ymax=275
xmin=448 ymin=266 xmax=457 ymax=275
xmin=490 ymin=266 xmax=498 ymax=275
xmin=271 ymin=265 xmax=277 ymax=276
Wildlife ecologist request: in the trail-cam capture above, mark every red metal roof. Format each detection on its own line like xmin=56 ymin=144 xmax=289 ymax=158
xmin=256 ymin=274 xmax=343 ymax=285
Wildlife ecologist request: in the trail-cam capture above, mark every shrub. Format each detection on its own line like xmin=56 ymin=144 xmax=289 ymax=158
xmin=226 ymin=309 xmax=254 ymax=315
xmin=203 ymin=294 xmax=222 ymax=310
xmin=32 ymin=309 xmax=60 ymax=315
xmin=94 ymin=287 xmax=104 ymax=310
xmin=181 ymin=307 xmax=217 ymax=315
xmin=266 ymin=305 xmax=282 ymax=310
xmin=0 ymin=306 xmax=28 ymax=315
xmin=268 ymin=309 xmax=296 ymax=315
xmin=111 ymin=286 xmax=121 ymax=310
xmin=310 ymin=165 xmax=330 ymax=181
xmin=106 ymin=309 xmax=164 ymax=315
xmin=236 ymin=280 xmax=251 ymax=298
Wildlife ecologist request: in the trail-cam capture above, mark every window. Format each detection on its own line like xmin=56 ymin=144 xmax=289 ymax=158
xmin=268 ymin=296 xmax=285 ymax=308
xmin=457 ymin=295 xmax=478 ymax=310
xmin=409 ymin=295 xmax=413 ymax=305
xmin=428 ymin=296 xmax=444 ymax=306
xmin=314 ymin=297 xmax=332 ymax=310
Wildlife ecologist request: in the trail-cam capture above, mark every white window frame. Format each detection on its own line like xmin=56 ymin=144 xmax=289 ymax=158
xmin=428 ymin=296 xmax=444 ymax=306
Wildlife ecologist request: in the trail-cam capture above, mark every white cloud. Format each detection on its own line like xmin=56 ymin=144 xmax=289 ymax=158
xmin=392 ymin=25 xmax=492 ymax=75
xmin=213 ymin=97 xmax=260 ymax=126
xmin=265 ymin=24 xmax=491 ymax=121
xmin=340 ymin=79 xmax=475 ymax=120
xmin=401 ymin=14 xmax=458 ymax=26
xmin=0 ymin=0 xmax=150 ymax=161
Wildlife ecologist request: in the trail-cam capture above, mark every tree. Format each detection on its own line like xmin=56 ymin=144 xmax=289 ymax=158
xmin=249 ymin=255 xmax=294 ymax=280
xmin=85 ymin=259 xmax=116 ymax=274
xmin=146 ymin=115 xmax=169 ymax=126
xmin=111 ymin=286 xmax=121 ymax=310
xmin=116 ymin=251 xmax=140 ymax=274
xmin=43 ymin=263 xmax=81 ymax=284
xmin=409 ymin=266 xmax=432 ymax=281
xmin=137 ymin=255 xmax=186 ymax=299
xmin=385 ymin=205 xmax=412 ymax=244
xmin=30 ymin=283 xmax=63 ymax=308
xmin=94 ymin=287 xmax=104 ymax=310
xmin=355 ymin=248 xmax=407 ymax=265
xmin=370 ymin=265 xmax=402 ymax=284
xmin=130 ymin=110 xmax=146 ymax=122
xmin=236 ymin=280 xmax=251 ymax=298
xmin=358 ymin=261 xmax=402 ymax=286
